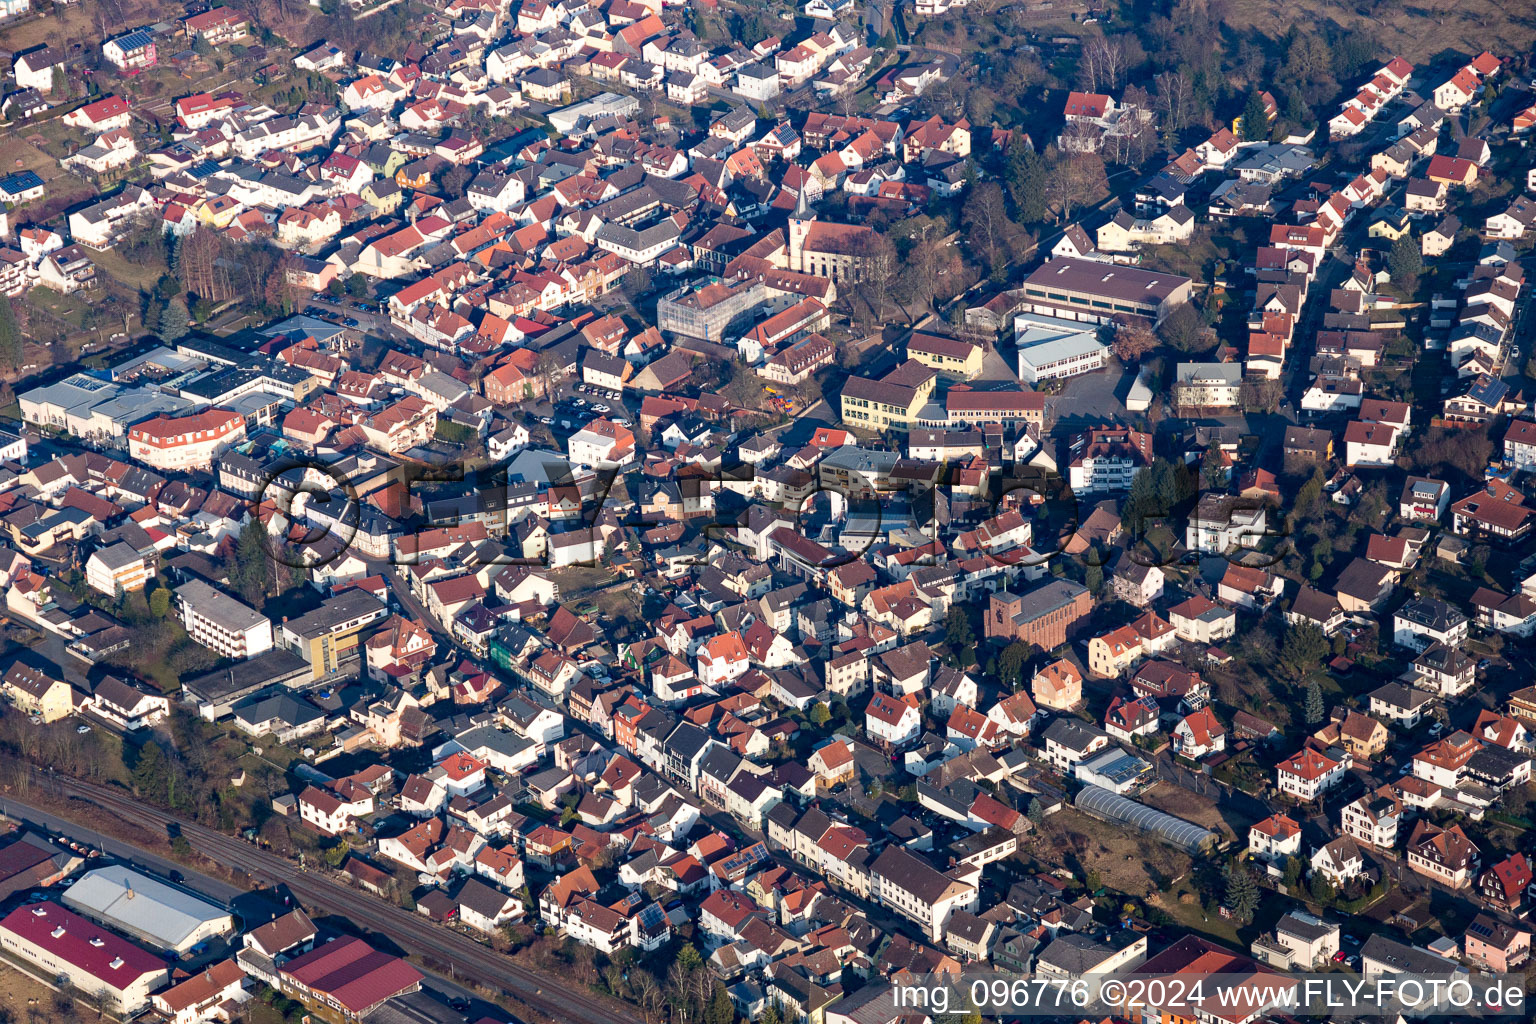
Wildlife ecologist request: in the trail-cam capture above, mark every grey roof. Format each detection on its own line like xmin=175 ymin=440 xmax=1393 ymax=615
xmin=456 ymin=876 xmax=516 ymax=917
xmin=997 ymin=579 xmax=1090 ymax=624
xmin=1395 ymin=597 xmax=1466 ymax=631
xmin=1361 ymin=934 xmax=1463 ymax=975
xmin=234 ymin=693 xmax=325 ymax=730
xmin=89 ymin=541 xmax=144 ymax=571
xmin=1036 ymin=933 xmax=1118 ymax=974
xmin=1041 ymin=717 xmax=1108 ymax=752
xmin=280 ymin=589 xmax=387 ymax=639
xmin=1276 ymin=911 xmax=1336 ymax=943
xmin=1368 ymin=681 xmax=1435 ymax=711
xmin=62 ymin=865 xmax=231 ymax=951
xmin=175 ymin=578 xmax=267 ymax=632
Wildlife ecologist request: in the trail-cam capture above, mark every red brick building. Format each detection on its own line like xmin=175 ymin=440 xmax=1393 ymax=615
xmin=985 ymin=580 xmax=1093 ymax=649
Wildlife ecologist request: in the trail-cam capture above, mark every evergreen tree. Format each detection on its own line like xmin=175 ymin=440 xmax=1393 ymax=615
xmin=1282 ymin=856 xmax=1304 ymax=892
xmin=1006 ymin=146 xmax=1048 ymax=225
xmin=0 ymin=297 xmax=21 ymax=371
xmin=676 ymin=943 xmax=703 ymax=971
xmin=998 ymin=641 xmax=1030 ymax=689
xmin=1304 ymin=680 xmax=1325 ymax=725
xmin=149 ymin=587 xmax=171 ymax=618
xmin=1225 ymin=863 xmax=1260 ymax=923
xmin=1386 ymin=234 xmax=1423 ymax=288
xmin=706 ymin=983 xmax=735 ymax=1024
xmin=158 ymin=298 xmax=190 ymax=342
xmin=944 ymin=605 xmax=974 ymax=650
xmin=131 ymin=741 xmax=171 ymax=804
xmin=229 ymin=519 xmax=271 ymax=604
xmin=1240 ymin=91 xmax=1269 ymax=141
xmin=1281 ymin=622 xmax=1329 ymax=682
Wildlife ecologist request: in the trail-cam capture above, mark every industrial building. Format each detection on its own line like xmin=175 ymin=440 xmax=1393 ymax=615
xmin=0 ymin=901 xmax=168 ymax=1013
xmin=277 ymin=936 xmax=425 ymax=1020
xmin=62 ymin=865 xmax=235 ymax=953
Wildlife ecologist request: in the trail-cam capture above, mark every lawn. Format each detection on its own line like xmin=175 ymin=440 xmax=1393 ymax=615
xmin=91 ymin=242 xmax=168 ymax=291
xmin=0 ymin=132 xmax=64 ymax=181
xmin=0 ymin=2 xmax=98 ymax=53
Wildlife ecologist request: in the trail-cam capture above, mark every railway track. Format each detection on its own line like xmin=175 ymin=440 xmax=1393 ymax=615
xmin=37 ymin=773 xmax=635 ymax=1024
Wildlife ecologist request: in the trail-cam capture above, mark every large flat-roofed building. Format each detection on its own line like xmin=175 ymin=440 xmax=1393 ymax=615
xmin=19 ymin=373 xmax=195 ymax=443
xmin=1013 ymin=313 xmax=1109 ymax=383
xmin=175 ymin=578 xmax=274 ymax=659
xmin=182 ymin=648 xmax=314 ymax=720
xmin=277 ymin=589 xmax=390 ymax=679
xmin=1019 ymin=257 xmax=1192 ymax=325
xmin=0 ymin=901 xmax=168 ymax=1013
xmin=546 ymin=92 xmax=641 ymax=135
xmin=62 ymin=866 xmax=234 ymax=953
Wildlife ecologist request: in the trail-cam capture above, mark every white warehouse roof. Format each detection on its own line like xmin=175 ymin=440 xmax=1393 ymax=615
xmin=62 ymin=865 xmax=234 ymax=952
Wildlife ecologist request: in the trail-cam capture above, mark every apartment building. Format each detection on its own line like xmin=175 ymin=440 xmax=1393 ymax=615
xmin=175 ymin=578 xmax=274 ymax=659
xmin=868 ymin=846 xmax=978 ymax=942
xmin=85 ymin=542 xmax=152 ymax=596
xmin=278 ymin=590 xmax=391 ymax=680
xmin=128 ymin=409 xmax=246 ymax=472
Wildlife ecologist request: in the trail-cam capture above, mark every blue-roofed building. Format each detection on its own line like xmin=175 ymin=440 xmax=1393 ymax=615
xmin=0 ymin=170 xmax=45 ymax=203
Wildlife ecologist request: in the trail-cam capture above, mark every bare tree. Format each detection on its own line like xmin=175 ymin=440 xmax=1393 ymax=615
xmin=633 ymin=971 xmax=661 ymax=1024
xmin=1155 ymin=70 xmax=1194 ymax=141
xmin=1044 ymin=152 xmax=1109 ymax=223
xmin=1080 ymin=36 xmax=1128 ymax=94
xmin=849 ymin=230 xmax=898 ymax=323
xmin=961 ymin=180 xmax=1013 ymax=277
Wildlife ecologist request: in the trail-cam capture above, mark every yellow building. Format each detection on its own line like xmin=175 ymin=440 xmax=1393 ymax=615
xmin=907 ymin=332 xmax=983 ymax=380
xmin=3 ymin=663 xmax=74 ymax=722
xmin=840 ymin=360 xmax=936 ymax=433
xmin=278 ymin=590 xmax=391 ymax=680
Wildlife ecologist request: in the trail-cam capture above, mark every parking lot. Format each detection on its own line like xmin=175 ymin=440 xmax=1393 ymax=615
xmin=1047 ymin=361 xmax=1135 ymax=436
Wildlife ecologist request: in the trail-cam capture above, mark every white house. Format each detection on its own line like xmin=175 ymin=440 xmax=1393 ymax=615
xmin=865 ymin=692 xmax=921 ymax=747
xmin=1392 ymin=597 xmax=1468 ymax=651
xmin=1277 ymin=747 xmax=1348 ymax=801
xmin=1248 ymin=813 xmax=1302 ymax=863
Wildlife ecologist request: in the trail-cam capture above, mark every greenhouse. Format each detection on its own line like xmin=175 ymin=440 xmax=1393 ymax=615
xmin=1073 ymin=785 xmax=1218 ymax=855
